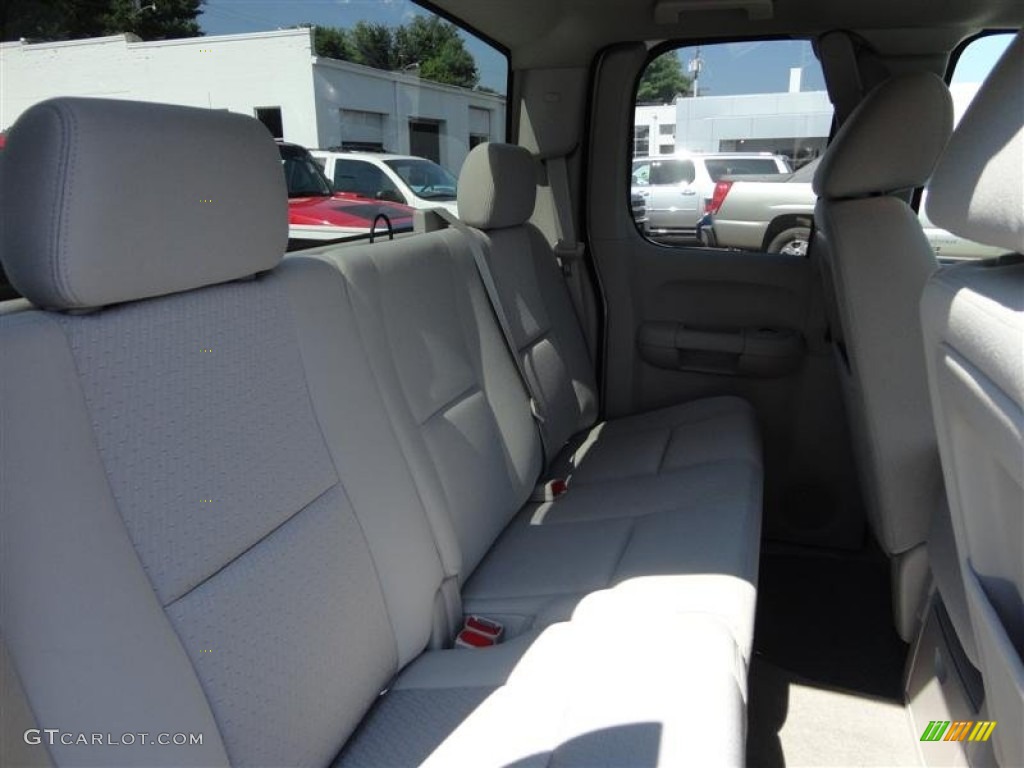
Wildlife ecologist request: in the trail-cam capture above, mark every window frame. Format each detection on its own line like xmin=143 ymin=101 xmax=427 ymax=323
xmin=627 ymin=35 xmax=833 ymax=251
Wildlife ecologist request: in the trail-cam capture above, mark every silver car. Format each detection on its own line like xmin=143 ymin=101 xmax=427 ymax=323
xmin=632 ymin=152 xmax=791 ymax=237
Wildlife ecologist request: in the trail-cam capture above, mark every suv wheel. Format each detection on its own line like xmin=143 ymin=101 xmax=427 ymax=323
xmin=767 ymin=226 xmax=811 ymax=256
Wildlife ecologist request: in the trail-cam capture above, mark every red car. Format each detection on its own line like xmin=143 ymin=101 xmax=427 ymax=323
xmin=277 ymin=141 xmax=414 ymax=248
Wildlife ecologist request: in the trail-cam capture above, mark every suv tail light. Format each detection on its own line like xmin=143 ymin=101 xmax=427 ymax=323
xmin=706 ymin=181 xmax=733 ymax=216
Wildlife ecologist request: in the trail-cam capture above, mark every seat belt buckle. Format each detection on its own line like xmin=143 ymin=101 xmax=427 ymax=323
xmin=530 ymin=477 xmax=569 ymax=502
xmin=529 ymin=397 xmax=545 ymax=424
xmin=554 ymin=241 xmax=585 ymax=277
xmin=454 ymin=615 xmax=504 ymax=648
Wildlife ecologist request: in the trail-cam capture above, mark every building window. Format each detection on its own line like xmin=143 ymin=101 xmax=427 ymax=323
xmin=468 ymin=106 xmax=491 ymax=149
xmin=340 ymin=109 xmax=386 ymax=152
xmin=633 ymin=126 xmax=650 ymax=157
xmin=409 ymin=119 xmax=442 ymax=164
xmin=659 ymin=123 xmax=674 ymax=135
xmin=254 ymin=107 xmax=283 ymax=139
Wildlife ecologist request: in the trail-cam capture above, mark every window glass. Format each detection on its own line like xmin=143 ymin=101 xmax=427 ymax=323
xmin=650 ymin=159 xmax=695 ymax=185
xmin=632 ymin=40 xmax=832 ymax=250
xmin=280 ymin=143 xmax=334 ymax=197
xmin=0 ymin=1 xmax=508 ymax=253
xmin=704 ymin=157 xmax=790 ymax=182
xmin=633 ymin=126 xmax=650 ymax=156
xmin=922 ymin=33 xmax=1016 ymax=261
xmin=384 ymin=158 xmax=458 ymax=201
xmin=333 ymin=160 xmax=403 ymax=202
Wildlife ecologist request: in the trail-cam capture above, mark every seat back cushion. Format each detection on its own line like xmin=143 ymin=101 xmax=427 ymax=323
xmin=0 ymin=280 xmax=399 ymax=766
xmin=458 ymin=142 xmax=599 ymax=455
xmin=921 ymin=32 xmax=1024 ymax=768
xmin=812 ymin=72 xmax=952 ymax=557
xmin=335 ymin=229 xmax=544 ymax=578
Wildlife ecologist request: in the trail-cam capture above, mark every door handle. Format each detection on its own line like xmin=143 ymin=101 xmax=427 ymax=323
xmin=637 ymin=322 xmax=804 ymax=377
xmin=681 ymin=189 xmax=697 ymax=196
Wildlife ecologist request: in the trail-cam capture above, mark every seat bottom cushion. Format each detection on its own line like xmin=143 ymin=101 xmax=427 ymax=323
xmin=460 ymin=421 xmax=763 ymax=658
xmin=336 ymin=615 xmax=746 ymax=768
xmin=551 ymin=395 xmax=761 ymax=485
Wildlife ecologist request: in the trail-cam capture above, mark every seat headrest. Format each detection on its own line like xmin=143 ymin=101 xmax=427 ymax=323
xmin=926 ymin=33 xmax=1023 ymax=254
xmin=814 ymin=72 xmax=952 ymax=199
xmin=0 ymin=98 xmax=287 ymax=309
xmin=457 ymin=143 xmax=536 ymax=229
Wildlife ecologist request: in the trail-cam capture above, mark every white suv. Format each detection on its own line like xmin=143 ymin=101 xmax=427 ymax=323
xmin=632 ymin=152 xmax=791 ymax=237
xmin=311 ymin=151 xmax=459 ymax=216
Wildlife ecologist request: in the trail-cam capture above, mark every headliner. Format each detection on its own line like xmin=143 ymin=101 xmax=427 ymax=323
xmin=427 ymin=0 xmax=1023 ymax=67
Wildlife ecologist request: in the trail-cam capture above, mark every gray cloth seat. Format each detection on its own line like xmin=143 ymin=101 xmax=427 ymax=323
xmin=332 ymin=226 xmax=763 ymax=660
xmin=920 ymin=32 xmax=1024 ymax=768
xmin=339 ymin=613 xmax=746 ymax=767
xmin=811 ymin=71 xmax=954 ymax=641
xmin=550 ymin=395 xmax=762 ymax=486
xmin=455 ymin=142 xmax=763 ymax=485
xmin=0 ymin=97 xmax=756 ymax=767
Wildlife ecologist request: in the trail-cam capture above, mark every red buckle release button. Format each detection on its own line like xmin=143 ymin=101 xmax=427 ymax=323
xmin=530 ymin=478 xmax=570 ymax=502
xmin=466 ymin=615 xmax=504 ymax=639
xmin=455 ymin=628 xmax=496 ymax=648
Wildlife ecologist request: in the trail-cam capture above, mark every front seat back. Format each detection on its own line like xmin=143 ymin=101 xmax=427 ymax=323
xmin=812 ymin=72 xmax=953 ymax=639
xmin=921 ymin=33 xmax=1024 ymax=768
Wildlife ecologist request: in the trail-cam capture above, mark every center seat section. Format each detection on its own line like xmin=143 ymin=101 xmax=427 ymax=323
xmin=328 ymin=145 xmax=764 ymax=660
xmin=454 ymin=144 xmax=762 ymax=492
xmin=1 ymin=97 xmax=748 ymax=767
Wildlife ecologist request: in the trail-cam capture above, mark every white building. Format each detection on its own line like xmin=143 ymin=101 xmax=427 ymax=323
xmin=0 ymin=28 xmax=506 ymax=173
xmin=635 ymin=68 xmax=833 ymax=164
xmin=635 ymin=70 xmax=984 ymax=166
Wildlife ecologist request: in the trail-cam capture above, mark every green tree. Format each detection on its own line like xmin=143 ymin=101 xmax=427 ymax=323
xmin=1 ymin=0 xmax=203 ymax=42
xmin=349 ymin=21 xmax=395 ymax=70
xmin=312 ymin=24 xmax=352 ymax=61
xmin=637 ymin=52 xmax=692 ymax=104
xmin=311 ymin=17 xmax=479 ymax=89
xmin=101 ymin=0 xmax=202 ymax=39
xmin=394 ymin=16 xmax=478 ymax=88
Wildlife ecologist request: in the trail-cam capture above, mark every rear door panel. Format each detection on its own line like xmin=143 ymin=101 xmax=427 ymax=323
xmin=587 ymin=44 xmax=862 ymax=549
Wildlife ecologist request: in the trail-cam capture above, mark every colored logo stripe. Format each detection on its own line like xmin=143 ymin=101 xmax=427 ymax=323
xmin=944 ymin=721 xmax=972 ymax=741
xmin=969 ymin=721 xmax=997 ymax=742
xmin=919 ymin=720 xmax=997 ymax=742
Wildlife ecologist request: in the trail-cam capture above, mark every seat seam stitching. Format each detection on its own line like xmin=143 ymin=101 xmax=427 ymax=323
xmin=421 ymin=383 xmax=480 ymax=427
xmin=272 ymin=266 xmax=403 ymax=665
xmin=608 ymin=519 xmax=639 ymax=583
xmin=165 ymin=480 xmax=340 ymax=608
xmin=655 ymin=430 xmax=673 ymax=473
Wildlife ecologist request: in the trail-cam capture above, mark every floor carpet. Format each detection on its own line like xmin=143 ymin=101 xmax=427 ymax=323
xmin=747 ymin=543 xmax=922 ymax=767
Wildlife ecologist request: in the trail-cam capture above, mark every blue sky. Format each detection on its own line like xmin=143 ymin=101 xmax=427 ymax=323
xmin=951 ymin=33 xmax=1014 ymax=83
xmin=668 ymin=40 xmax=826 ymax=96
xmin=666 ymin=32 xmax=1012 ymax=97
xmin=200 ymin=2 xmax=1013 ymax=96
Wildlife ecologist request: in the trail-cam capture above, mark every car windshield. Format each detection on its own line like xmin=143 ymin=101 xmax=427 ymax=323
xmin=384 ymin=158 xmax=458 ymax=200
xmin=789 ymin=156 xmax=821 ymax=182
xmin=279 ymin=145 xmax=334 ymax=198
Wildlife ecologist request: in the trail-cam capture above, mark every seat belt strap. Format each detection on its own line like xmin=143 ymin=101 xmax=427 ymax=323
xmin=546 ymin=154 xmax=599 ymax=365
xmin=548 ymin=155 xmax=579 ymax=259
xmin=435 ymin=209 xmax=551 ymax=465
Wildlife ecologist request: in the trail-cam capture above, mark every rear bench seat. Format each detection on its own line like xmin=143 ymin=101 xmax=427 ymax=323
xmin=0 ymin=98 xmax=759 ymax=767
xmin=332 ymin=142 xmax=762 ymax=656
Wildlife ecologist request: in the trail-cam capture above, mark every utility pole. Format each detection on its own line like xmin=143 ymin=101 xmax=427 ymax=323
xmin=688 ymin=46 xmax=703 ymax=97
